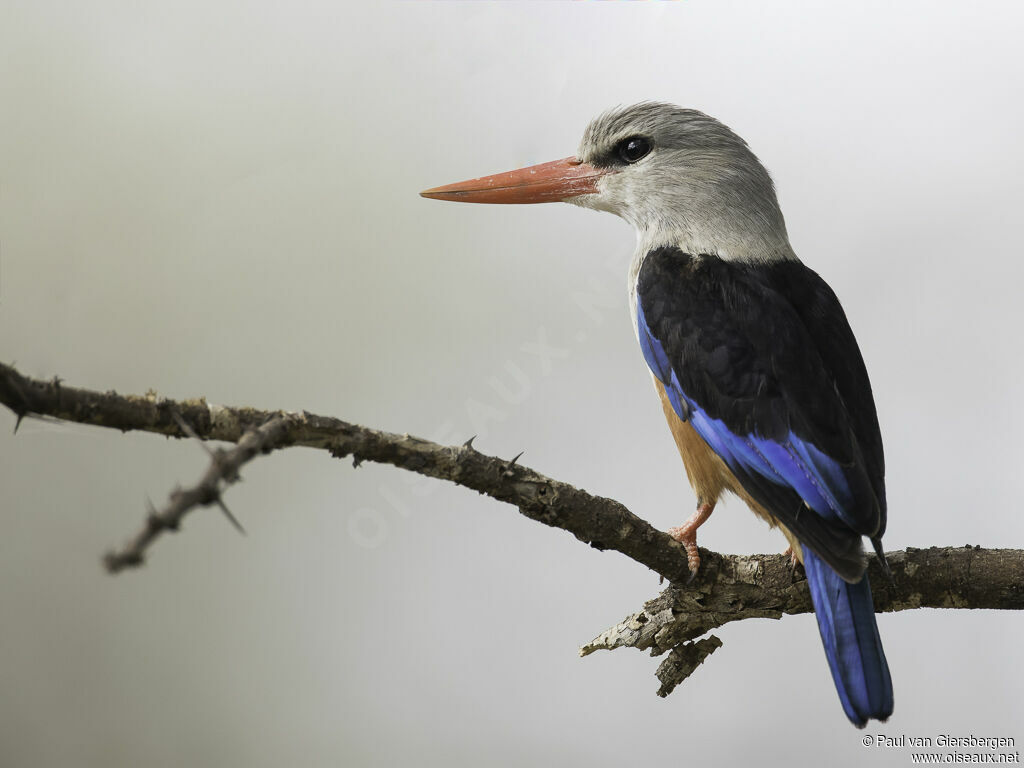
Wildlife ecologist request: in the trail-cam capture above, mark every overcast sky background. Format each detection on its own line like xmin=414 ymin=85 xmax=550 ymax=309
xmin=2 ymin=2 xmax=1023 ymax=766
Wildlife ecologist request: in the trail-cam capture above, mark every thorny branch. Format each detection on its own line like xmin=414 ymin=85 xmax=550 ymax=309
xmin=101 ymin=413 xmax=288 ymax=572
xmin=0 ymin=361 xmax=699 ymax=582
xmin=2 ymin=361 xmax=1022 ymax=696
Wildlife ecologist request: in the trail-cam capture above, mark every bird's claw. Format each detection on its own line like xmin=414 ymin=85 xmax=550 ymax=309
xmin=667 ymin=524 xmax=702 ymax=581
xmin=783 ymin=545 xmax=800 ymax=570
xmin=665 ymin=501 xmax=715 ymax=583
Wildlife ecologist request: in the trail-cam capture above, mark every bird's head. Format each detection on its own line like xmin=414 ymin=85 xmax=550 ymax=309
xmin=422 ymin=102 xmax=793 ymax=261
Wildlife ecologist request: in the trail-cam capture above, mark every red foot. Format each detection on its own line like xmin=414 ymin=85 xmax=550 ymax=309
xmin=668 ymin=502 xmax=714 ymax=580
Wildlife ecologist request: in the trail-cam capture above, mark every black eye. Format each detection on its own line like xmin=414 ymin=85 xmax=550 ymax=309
xmin=615 ymin=136 xmax=652 ymax=164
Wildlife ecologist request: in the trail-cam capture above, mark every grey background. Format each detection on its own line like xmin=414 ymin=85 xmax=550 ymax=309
xmin=2 ymin=1 xmax=1022 ymax=766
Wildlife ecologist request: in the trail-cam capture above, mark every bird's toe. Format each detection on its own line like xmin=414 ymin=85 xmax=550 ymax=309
xmin=667 ymin=525 xmax=702 ymax=580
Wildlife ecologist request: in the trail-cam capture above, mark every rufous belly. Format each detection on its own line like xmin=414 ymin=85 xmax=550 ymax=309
xmin=654 ymin=377 xmax=804 ymax=561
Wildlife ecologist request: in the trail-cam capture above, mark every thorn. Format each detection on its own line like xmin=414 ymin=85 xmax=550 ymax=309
xmin=212 ymin=448 xmax=240 ymax=483
xmin=171 ymin=410 xmax=214 ymax=457
xmin=462 ymin=435 xmax=476 ymax=450
xmin=215 ymin=497 xmax=246 ymax=535
xmin=145 ymin=495 xmax=178 ymax=532
xmin=171 ymin=410 xmax=188 ymax=432
xmin=502 ymin=450 xmax=524 ymax=477
xmin=871 ymin=537 xmax=892 ymax=581
xmin=103 ymin=551 xmax=142 ymax=572
xmin=352 ymin=455 xmax=363 ymax=468
xmin=170 ymin=411 xmax=192 ymax=437
xmin=13 ymin=412 xmax=24 ymax=434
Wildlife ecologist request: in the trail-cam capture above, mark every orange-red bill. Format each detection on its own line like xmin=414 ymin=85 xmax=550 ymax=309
xmin=420 ymin=156 xmax=607 ymax=204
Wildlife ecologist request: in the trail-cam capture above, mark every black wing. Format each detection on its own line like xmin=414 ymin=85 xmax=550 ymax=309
xmin=635 ymin=247 xmax=886 ymax=581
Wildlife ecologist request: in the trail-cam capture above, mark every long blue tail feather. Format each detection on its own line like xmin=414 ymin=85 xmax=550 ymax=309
xmin=803 ymin=548 xmax=893 ymax=726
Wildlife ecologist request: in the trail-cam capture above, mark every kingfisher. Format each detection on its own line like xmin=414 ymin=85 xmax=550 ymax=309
xmin=421 ymin=102 xmax=893 ymax=726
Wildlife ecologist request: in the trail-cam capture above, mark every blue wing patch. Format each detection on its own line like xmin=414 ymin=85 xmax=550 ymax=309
xmin=687 ymin=403 xmax=854 ymax=523
xmin=636 ymin=297 xmax=689 ymax=420
xmin=636 ymin=292 xmax=855 ymax=526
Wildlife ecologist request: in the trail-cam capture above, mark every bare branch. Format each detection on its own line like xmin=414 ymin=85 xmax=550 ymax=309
xmin=582 ymin=546 xmax=1024 ymax=695
xmin=102 ymin=414 xmax=293 ymax=572
xmin=654 ymin=636 xmax=723 ymax=697
xmin=0 ymin=361 xmax=697 ymax=582
xmin=3 ymin=361 xmax=1023 ymax=697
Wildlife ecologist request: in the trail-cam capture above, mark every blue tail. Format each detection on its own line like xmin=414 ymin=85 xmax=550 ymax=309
xmin=803 ymin=548 xmax=894 ymax=726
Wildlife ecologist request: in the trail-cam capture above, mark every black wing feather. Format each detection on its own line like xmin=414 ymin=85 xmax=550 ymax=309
xmin=637 ymin=247 xmax=886 ymax=579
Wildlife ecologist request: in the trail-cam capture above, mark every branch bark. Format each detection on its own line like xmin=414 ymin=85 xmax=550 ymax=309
xmin=0 ymin=361 xmax=698 ymax=583
xmin=3 ymin=361 xmax=1022 ymax=697
xmin=102 ymin=413 xmax=290 ymax=572
xmin=580 ymin=546 xmax=1024 ymax=695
